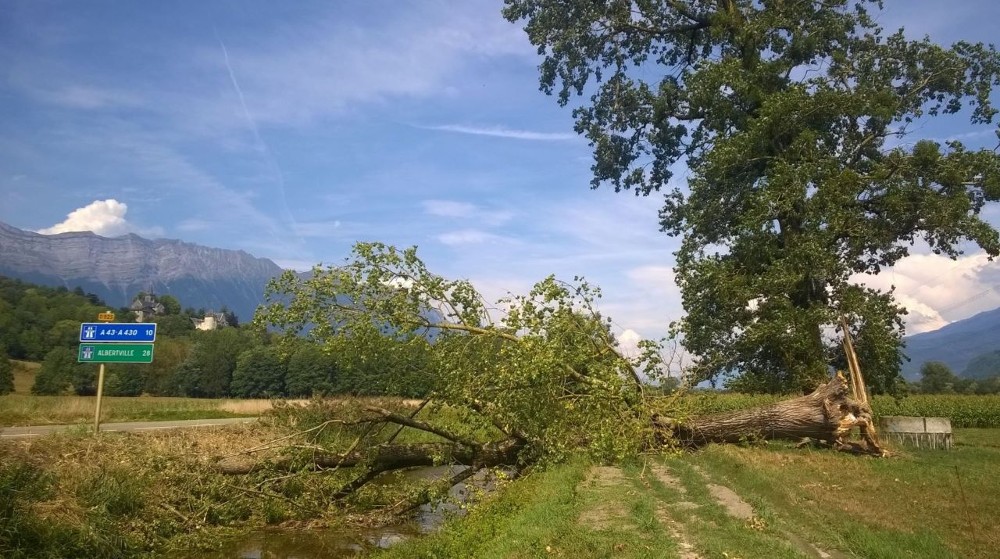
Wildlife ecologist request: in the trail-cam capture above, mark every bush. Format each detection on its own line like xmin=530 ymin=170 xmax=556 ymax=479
xmin=285 ymin=344 xmax=336 ymax=397
xmin=31 ymin=348 xmax=76 ymax=395
xmin=231 ymin=346 xmax=285 ymax=398
xmin=104 ymin=365 xmax=145 ymax=397
xmin=0 ymin=352 xmax=13 ymax=395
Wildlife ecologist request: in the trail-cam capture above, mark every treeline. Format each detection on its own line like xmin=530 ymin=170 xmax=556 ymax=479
xmin=0 ymin=276 xmax=432 ymax=399
xmin=909 ymin=361 xmax=1000 ymax=395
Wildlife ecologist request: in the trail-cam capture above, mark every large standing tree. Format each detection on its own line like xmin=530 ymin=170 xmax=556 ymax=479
xmin=503 ymin=0 xmax=1000 ymax=392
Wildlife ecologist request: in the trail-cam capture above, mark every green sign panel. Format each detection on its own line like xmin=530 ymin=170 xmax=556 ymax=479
xmin=78 ymin=343 xmax=154 ymax=363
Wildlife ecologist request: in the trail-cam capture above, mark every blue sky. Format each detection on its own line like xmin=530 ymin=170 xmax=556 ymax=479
xmin=3 ymin=0 xmax=1000 ymax=351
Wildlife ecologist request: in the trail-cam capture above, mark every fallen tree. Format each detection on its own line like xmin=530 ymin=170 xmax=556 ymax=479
xmin=663 ymin=372 xmax=882 ymax=454
xmin=222 ymin=243 xmax=886 ymax=514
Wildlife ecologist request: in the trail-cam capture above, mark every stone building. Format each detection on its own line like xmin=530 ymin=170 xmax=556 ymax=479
xmin=130 ymin=293 xmax=165 ymax=322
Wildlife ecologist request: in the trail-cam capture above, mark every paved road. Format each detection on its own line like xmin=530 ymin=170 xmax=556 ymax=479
xmin=0 ymin=417 xmax=258 ymax=439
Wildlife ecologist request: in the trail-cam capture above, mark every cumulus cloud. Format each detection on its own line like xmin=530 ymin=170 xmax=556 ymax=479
xmin=37 ymin=199 xmax=137 ymax=237
xmin=854 ymin=252 xmax=1000 ymax=334
xmin=616 ymin=328 xmax=644 ymax=358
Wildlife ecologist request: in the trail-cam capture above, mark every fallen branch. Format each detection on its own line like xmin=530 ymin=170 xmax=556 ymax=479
xmin=364 ymin=406 xmax=478 ymax=447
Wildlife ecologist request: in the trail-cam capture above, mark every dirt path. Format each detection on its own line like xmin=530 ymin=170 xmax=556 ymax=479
xmin=574 ymin=461 xmax=850 ymax=559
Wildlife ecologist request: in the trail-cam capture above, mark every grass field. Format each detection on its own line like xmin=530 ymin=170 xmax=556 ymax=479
xmin=0 ymin=393 xmax=277 ymax=426
xmin=2 ymin=381 xmax=998 ymax=558
xmin=1 ymin=360 xmax=277 ymax=426
xmin=10 ymin=359 xmax=39 ymax=393
xmin=378 ymin=429 xmax=1000 ymax=559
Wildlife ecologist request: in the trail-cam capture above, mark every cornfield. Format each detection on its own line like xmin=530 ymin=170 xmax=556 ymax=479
xmin=871 ymin=395 xmax=1000 ymax=428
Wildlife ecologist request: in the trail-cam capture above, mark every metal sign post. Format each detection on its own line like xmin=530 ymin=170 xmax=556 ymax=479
xmin=78 ymin=311 xmax=157 ymax=434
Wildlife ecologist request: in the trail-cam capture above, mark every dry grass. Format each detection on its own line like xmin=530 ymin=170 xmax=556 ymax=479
xmin=0 ymin=421 xmax=342 ymax=557
xmin=0 ymin=394 xmax=276 ymax=426
xmin=11 ymin=360 xmax=39 ymax=394
xmin=0 ymin=393 xmax=423 ymax=427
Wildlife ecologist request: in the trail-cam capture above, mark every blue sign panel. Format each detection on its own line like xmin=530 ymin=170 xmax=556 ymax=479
xmin=79 ymin=323 xmax=157 ymax=342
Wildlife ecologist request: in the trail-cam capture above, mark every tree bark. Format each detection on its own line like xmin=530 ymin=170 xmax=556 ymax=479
xmin=661 ymin=372 xmax=884 ymax=455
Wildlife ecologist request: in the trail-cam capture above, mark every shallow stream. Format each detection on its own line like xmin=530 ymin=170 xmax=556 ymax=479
xmin=200 ymin=465 xmax=497 ymax=558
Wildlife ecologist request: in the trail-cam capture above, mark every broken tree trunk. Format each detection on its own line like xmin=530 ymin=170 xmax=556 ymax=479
xmin=663 ymin=372 xmax=884 ymax=455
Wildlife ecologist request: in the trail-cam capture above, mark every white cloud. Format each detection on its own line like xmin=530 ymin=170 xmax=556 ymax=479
xmin=627 ymin=266 xmax=677 ymax=297
xmin=438 ymin=229 xmax=509 ymax=246
xmin=423 ymin=124 xmax=577 ymax=141
xmin=423 ymin=200 xmax=478 ymax=218
xmin=292 ymin=221 xmax=343 ymax=238
xmin=39 ymin=84 xmax=143 ymax=110
xmin=195 ymin=3 xmax=535 ymax=129
xmin=616 ymin=328 xmax=644 ymax=358
xmin=37 ymin=199 xmax=137 ymax=237
xmin=854 ymin=251 xmax=1000 ymax=334
xmin=423 ymin=199 xmax=513 ymax=226
xmin=176 ymin=219 xmax=213 ymax=233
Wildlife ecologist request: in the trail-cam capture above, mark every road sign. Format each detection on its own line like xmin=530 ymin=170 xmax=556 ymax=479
xmin=80 ymin=323 xmax=157 ymax=342
xmin=78 ymin=343 xmax=155 ymax=363
xmin=98 ymin=311 xmax=116 ymax=322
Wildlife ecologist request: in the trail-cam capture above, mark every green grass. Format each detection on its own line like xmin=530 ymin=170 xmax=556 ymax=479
xmin=375 ymin=458 xmax=684 ymax=559
xmin=377 ymin=429 xmax=1000 ymax=559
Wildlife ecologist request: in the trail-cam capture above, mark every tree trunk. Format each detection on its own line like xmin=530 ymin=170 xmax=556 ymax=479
xmin=662 ymin=372 xmax=883 ymax=455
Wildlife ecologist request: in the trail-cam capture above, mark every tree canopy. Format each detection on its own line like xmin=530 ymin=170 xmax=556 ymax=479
xmin=503 ymin=0 xmax=1000 ymax=392
xmin=254 ymin=242 xmax=660 ymax=464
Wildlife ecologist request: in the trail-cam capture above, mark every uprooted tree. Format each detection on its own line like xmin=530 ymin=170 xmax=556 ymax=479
xmin=503 ymin=0 xmax=1000 ymax=394
xmin=238 ymin=242 xmax=882 ymax=513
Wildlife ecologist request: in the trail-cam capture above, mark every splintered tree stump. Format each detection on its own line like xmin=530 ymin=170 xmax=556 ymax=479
xmin=664 ymin=372 xmax=884 ymax=455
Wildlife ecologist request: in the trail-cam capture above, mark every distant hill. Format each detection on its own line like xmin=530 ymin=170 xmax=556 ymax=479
xmin=0 ymin=221 xmax=285 ymax=321
xmin=901 ymin=306 xmax=1000 ymax=380
xmin=962 ymin=350 xmax=1000 ymax=379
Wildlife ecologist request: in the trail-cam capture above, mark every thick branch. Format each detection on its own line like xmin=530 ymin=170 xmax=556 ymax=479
xmin=216 ymin=439 xmax=525 ymax=480
xmin=365 ymin=406 xmax=478 ymax=447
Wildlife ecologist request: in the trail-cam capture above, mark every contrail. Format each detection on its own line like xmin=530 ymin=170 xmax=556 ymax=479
xmin=214 ymin=29 xmax=302 ymax=248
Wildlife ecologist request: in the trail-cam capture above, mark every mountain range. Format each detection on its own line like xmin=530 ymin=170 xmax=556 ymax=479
xmin=1 ymin=220 xmax=998 ymax=378
xmin=0 ymin=221 xmax=284 ymax=321
xmin=901 ymin=306 xmax=1000 ymax=380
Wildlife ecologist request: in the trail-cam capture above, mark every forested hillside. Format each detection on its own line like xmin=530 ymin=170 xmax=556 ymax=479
xmin=0 ymin=275 xmax=431 ymax=399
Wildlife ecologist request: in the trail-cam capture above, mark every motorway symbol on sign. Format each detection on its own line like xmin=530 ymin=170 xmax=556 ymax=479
xmin=78 ymin=343 xmax=155 ymax=364
xmin=79 ymin=323 xmax=157 ymax=342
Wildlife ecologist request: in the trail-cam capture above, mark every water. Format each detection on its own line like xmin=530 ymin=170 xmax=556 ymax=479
xmin=207 ymin=465 xmax=502 ymax=558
